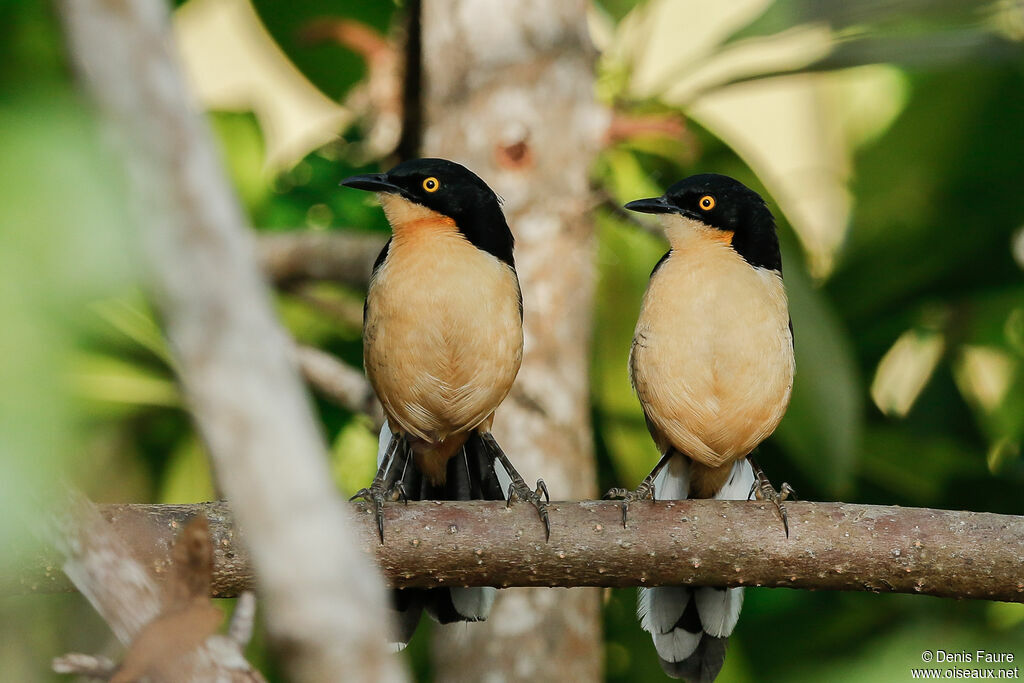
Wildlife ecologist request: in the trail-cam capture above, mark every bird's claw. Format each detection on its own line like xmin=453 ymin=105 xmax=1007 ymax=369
xmin=349 ymin=487 xmax=373 ymax=502
xmin=349 ymin=488 xmax=385 ymax=541
xmin=484 ymin=432 xmax=552 ymax=542
xmin=351 ymin=480 xmax=404 ymax=543
xmin=350 ymin=437 xmax=409 ymax=544
xmin=394 ymin=482 xmax=410 ymax=505
xmin=507 ymin=477 xmax=551 ymax=541
xmin=748 ymin=470 xmax=795 ymax=538
xmin=603 ymin=481 xmax=655 ymax=528
xmin=537 ymin=478 xmax=551 ymax=503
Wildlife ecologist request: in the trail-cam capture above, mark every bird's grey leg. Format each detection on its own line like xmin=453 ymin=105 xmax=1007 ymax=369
xmin=604 ymin=449 xmax=675 ymax=528
xmin=746 ymin=455 xmax=795 ymax=537
xmin=481 ymin=432 xmax=551 ymax=541
xmin=350 ymin=433 xmax=410 ymax=542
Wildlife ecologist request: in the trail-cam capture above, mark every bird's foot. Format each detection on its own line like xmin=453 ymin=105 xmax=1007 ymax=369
xmin=350 ymin=435 xmax=409 ymax=543
xmin=746 ymin=457 xmax=795 ymax=538
xmin=506 ymin=477 xmax=551 ymax=542
xmin=350 ymin=480 xmax=408 ymax=543
xmin=603 ymin=480 xmax=656 ymax=529
xmin=603 ymin=450 xmax=675 ymax=528
xmin=481 ymin=432 xmax=552 ymax=541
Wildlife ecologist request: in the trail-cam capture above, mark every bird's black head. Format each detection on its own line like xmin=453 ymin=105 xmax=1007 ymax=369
xmin=341 ymin=158 xmax=514 ymax=267
xmin=625 ymin=173 xmax=781 ymax=272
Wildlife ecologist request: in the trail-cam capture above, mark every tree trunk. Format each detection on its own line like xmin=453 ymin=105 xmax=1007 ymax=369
xmin=419 ymin=1 xmax=609 ymax=680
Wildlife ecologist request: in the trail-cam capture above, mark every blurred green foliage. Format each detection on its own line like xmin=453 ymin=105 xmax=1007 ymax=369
xmin=2 ymin=0 xmax=1023 ymax=681
xmin=249 ymin=0 xmax=395 ymax=100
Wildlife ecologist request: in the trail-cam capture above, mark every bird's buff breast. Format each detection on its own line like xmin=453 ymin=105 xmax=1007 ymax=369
xmin=631 ymin=239 xmax=794 ymax=468
xmin=364 ymin=228 xmax=523 ymax=443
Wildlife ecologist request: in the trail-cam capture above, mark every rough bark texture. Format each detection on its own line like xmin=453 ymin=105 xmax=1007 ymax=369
xmin=418 ymin=0 xmax=610 ymax=680
xmin=20 ymin=501 xmax=1024 ymax=603
xmin=58 ymin=2 xmax=405 ymax=681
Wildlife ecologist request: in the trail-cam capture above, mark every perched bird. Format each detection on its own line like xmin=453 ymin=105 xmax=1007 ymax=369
xmin=341 ymin=158 xmax=549 ymax=648
xmin=606 ymin=174 xmax=795 ymax=681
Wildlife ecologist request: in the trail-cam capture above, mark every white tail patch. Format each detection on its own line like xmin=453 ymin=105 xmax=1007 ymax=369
xmin=688 ymin=460 xmax=753 ymax=639
xmin=639 ymin=454 xmax=699 ymax=661
xmin=637 ymin=586 xmax=653 ymax=628
xmin=714 ymin=458 xmax=755 ymax=502
xmin=449 ymin=586 xmax=496 ymax=621
xmin=639 ymin=586 xmax=691 ymax=634
xmin=652 ymin=626 xmax=701 ymax=663
xmin=493 ymin=452 xmax=513 ymax=502
xmin=694 ymin=587 xmax=744 ymax=638
xmin=639 ymin=456 xmax=753 ymax=667
xmin=652 ymin=452 xmax=690 ymax=501
xmin=377 ymin=421 xmax=393 ymax=468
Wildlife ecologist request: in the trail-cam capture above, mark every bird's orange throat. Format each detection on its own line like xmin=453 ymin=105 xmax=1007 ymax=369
xmin=661 ymin=214 xmax=734 ymax=250
xmin=380 ymin=193 xmax=459 ymax=241
xmin=708 ymin=229 xmax=735 ymax=246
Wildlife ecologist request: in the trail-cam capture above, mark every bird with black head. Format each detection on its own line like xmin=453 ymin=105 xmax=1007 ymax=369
xmin=341 ymin=158 xmax=549 ymax=649
xmin=607 ymin=173 xmax=796 ymax=681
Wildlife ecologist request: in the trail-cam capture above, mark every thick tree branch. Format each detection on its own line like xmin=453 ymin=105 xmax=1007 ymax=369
xmin=19 ymin=501 xmax=1024 ymax=603
xmin=258 ymin=231 xmax=386 ymax=288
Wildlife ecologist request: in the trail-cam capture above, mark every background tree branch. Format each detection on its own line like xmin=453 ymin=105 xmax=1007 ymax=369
xmin=258 ymin=230 xmax=386 ymax=288
xmin=294 ymin=344 xmax=384 ymax=427
xmin=58 ymin=1 xmax=405 ymax=680
xmin=19 ymin=500 xmax=1024 ymax=604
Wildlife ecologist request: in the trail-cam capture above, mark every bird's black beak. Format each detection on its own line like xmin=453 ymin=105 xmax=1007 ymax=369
xmin=624 ymin=196 xmax=674 ymax=214
xmin=340 ymin=173 xmax=403 ymax=194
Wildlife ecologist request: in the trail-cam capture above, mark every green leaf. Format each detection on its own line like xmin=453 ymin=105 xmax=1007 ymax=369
xmin=0 ymin=87 xmax=134 ymax=573
xmin=249 ymin=0 xmax=397 ymax=101
xmin=988 ymin=602 xmax=1024 ymax=630
xmin=728 ymin=0 xmax=1002 ymax=47
xmin=599 ymin=147 xmax=667 ymax=206
xmin=331 ymin=416 xmax=379 ymax=496
xmin=89 ymin=293 xmax=172 ymax=366
xmin=209 ymin=112 xmax=270 ymax=213
xmin=69 ymin=350 xmax=181 ymax=414
xmin=159 ymin=436 xmax=216 ymax=504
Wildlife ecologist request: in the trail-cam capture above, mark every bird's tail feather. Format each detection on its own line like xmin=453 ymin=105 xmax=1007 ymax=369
xmin=639 ymin=456 xmax=754 ymax=681
xmin=378 ymin=425 xmax=502 ymax=648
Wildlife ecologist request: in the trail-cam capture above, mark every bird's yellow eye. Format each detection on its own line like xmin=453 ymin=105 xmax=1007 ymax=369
xmin=699 ymin=195 xmax=715 ymax=210
xmin=422 ymin=177 xmax=440 ymax=192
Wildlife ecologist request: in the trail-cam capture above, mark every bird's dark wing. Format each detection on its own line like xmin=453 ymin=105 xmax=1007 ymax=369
xmin=363 ymin=238 xmax=392 ymax=327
